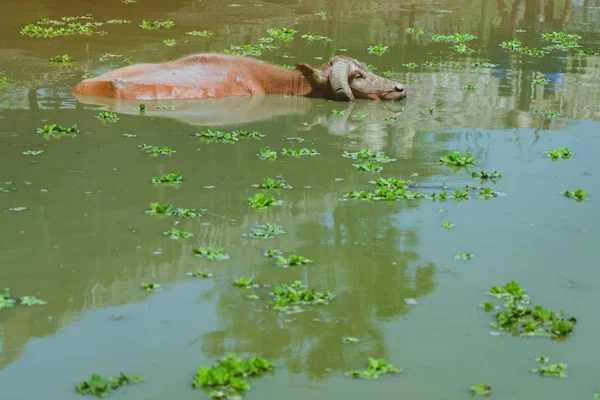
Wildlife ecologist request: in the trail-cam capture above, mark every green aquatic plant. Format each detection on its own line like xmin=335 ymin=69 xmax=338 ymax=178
xmin=463 ymin=84 xmax=476 ymax=90
xmin=453 ymin=43 xmax=474 ymax=54
xmin=533 ymin=361 xmax=568 ymax=378
xmin=76 ymin=373 xmax=143 ymax=397
xmin=249 ymin=223 xmax=285 ymax=239
xmin=455 ymin=252 xmax=474 ymax=260
xmin=222 ymin=43 xmax=278 ymax=57
xmin=383 ymin=70 xmax=393 ymax=77
xmin=472 ymin=170 xmax=502 ymax=181
xmin=405 ymin=27 xmax=424 ymax=35
xmin=195 ymin=129 xmax=264 ymax=143
xmin=372 ymin=177 xmax=412 ymax=190
xmin=354 ymin=111 xmax=367 ymax=121
xmin=442 ymin=221 xmax=454 ymax=230
xmin=139 ymin=20 xmax=174 ymax=30
xmin=275 ymin=253 xmax=314 ymax=267
xmin=186 ymin=30 xmax=213 ymax=37
xmin=432 ymin=33 xmax=476 ymax=43
xmin=424 ymin=61 xmax=445 ymax=68
xmin=141 ymin=283 xmax=161 ymax=291
xmin=482 ymin=302 xmax=496 ymax=312
xmin=0 ymin=77 xmax=8 ymax=84
xmin=234 ymin=276 xmax=255 ymax=288
xmin=248 ymin=192 xmax=278 ymax=209
xmin=162 ymin=39 xmax=177 ymax=46
xmin=342 ymin=337 xmax=360 ymax=343
xmin=257 ymin=147 xmax=278 ymax=160
xmin=106 ymin=19 xmax=131 ymax=24
xmin=384 ymin=115 xmax=398 ymax=121
xmin=37 ymin=124 xmax=79 ymax=135
xmin=280 ymin=148 xmax=319 ymax=156
xmin=530 ymin=109 xmax=559 ymax=118
xmin=477 ymin=187 xmax=498 ymax=199
xmin=403 ymin=62 xmax=418 ymax=69
xmin=543 ymin=147 xmax=574 ymax=160
xmin=95 ymin=112 xmax=119 ymax=121
xmin=367 ymin=44 xmax=389 ymax=56
xmin=0 ymin=289 xmax=16 ymax=311
xmin=270 ymin=280 xmax=335 ymax=309
xmin=264 ymin=248 xmax=283 ymax=258
xmin=452 ymin=189 xmax=470 ymax=200
xmin=500 ymin=39 xmax=522 ymax=50
xmin=560 ymin=188 xmax=587 ymax=201
xmin=138 ymin=144 xmax=176 ymax=156
xmin=331 ymin=109 xmax=346 ymax=115
xmin=533 ymin=76 xmax=550 ymax=85
xmin=145 ymin=203 xmax=202 ymax=219
xmin=255 ymin=177 xmax=292 ymax=190
xmin=342 ymin=149 xmax=395 ymax=163
xmin=301 ymin=33 xmax=331 ymax=41
xmin=266 ymin=27 xmax=297 ymax=42
xmin=192 ymin=354 xmax=274 ymax=398
xmin=345 ymin=178 xmax=427 ymax=201
xmin=20 ymin=296 xmax=47 ymax=306
xmin=193 ymin=247 xmax=230 ymax=261
xmin=155 ymin=105 xmax=175 ymax=110
xmin=345 ymin=358 xmax=403 ymax=379
xmin=163 ymin=228 xmax=193 ymax=239
xmin=470 ymin=384 xmax=491 ymax=396
xmin=22 ymin=150 xmax=44 ymax=156
xmin=472 ymin=62 xmax=498 ymax=68
xmin=439 ymin=151 xmax=475 ymax=166
xmin=188 ymin=269 xmax=213 ymax=278
xmin=50 ymin=54 xmax=74 ymax=64
xmin=152 ymin=173 xmax=183 ymax=184
xmin=138 ymin=104 xmax=146 ymax=112
xmin=353 ymin=160 xmax=383 ymax=172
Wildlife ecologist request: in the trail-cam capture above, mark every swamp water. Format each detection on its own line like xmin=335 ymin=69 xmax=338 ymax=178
xmin=1 ymin=0 xmax=600 ymax=399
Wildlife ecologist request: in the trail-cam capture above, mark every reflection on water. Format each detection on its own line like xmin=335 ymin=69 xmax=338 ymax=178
xmin=1 ymin=0 xmax=600 ymax=399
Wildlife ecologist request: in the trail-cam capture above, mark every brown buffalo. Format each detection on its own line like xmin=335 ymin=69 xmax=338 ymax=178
xmin=72 ymin=53 xmax=406 ymax=102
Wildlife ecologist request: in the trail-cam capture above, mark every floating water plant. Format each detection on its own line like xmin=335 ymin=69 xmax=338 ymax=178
xmin=0 ymin=289 xmax=16 ymax=311
xmin=37 ymin=124 xmax=79 ymax=135
xmin=345 ymin=177 xmax=427 ymax=201
xmin=463 ymin=84 xmax=476 ymax=90
xmin=405 ymin=27 xmax=424 ymax=35
xmin=439 ymin=151 xmax=475 ymax=166
xmin=249 ymin=223 xmax=285 ymax=239
xmin=155 ymin=105 xmax=175 ymax=110
xmin=254 ymin=177 xmax=292 ymax=189
xmin=195 ymin=129 xmax=264 ymax=143
xmin=301 ymin=33 xmax=331 ymax=41
xmin=345 ymin=358 xmax=403 ymax=379
xmin=455 ymin=252 xmax=474 ymax=260
xmin=20 ymin=296 xmax=47 ymax=306
xmin=481 ymin=302 xmax=496 ymax=312
xmin=248 ymin=192 xmax=279 ymax=209
xmin=192 ymin=354 xmax=274 ymax=399
xmin=222 ymin=43 xmax=277 ymax=57
xmin=50 ymin=54 xmax=74 ymax=64
xmin=485 ymin=281 xmax=577 ymax=339
xmin=163 ymin=228 xmax=193 ymax=239
xmin=442 ymin=221 xmax=454 ymax=229
xmin=530 ymin=109 xmax=559 ymax=118
xmin=141 ymin=283 xmax=162 ymax=291
xmin=264 ymin=248 xmax=283 ymax=258
xmin=472 ymin=170 xmax=502 ymax=181
xmin=472 ymin=62 xmax=498 ymax=68
xmin=76 ymin=373 xmax=143 ymax=397
xmin=354 ymin=111 xmax=367 ymax=121
xmin=453 ymin=43 xmax=474 ymax=54
xmin=543 ymin=147 xmax=574 ymax=160
xmin=162 ymin=39 xmax=176 ymax=46
xmin=403 ymin=62 xmax=417 ymax=69
xmin=139 ymin=20 xmax=174 ymax=30
xmin=188 ymin=269 xmax=213 ymax=278
xmin=257 ymin=147 xmax=278 ymax=160
xmin=353 ymin=160 xmax=383 ymax=172
xmin=342 ymin=149 xmax=395 ymax=163
xmin=270 ymin=280 xmax=335 ymax=309
xmin=186 ymin=30 xmax=213 ymax=38
xmin=331 ymin=109 xmax=346 ymax=115
xmin=533 ymin=76 xmax=551 ymax=85
xmin=193 ymin=247 xmax=230 ymax=261
xmin=477 ymin=187 xmax=498 ymax=199
xmin=95 ymin=112 xmax=119 ymax=122
xmin=560 ymin=188 xmax=587 ymax=201
xmin=433 ymin=33 xmax=476 ymax=43
xmin=280 ymin=148 xmax=319 ymax=156
xmin=500 ymin=39 xmax=522 ymax=50
xmin=367 ymin=44 xmax=389 ymax=56
xmin=138 ymin=144 xmax=176 ymax=156
xmin=275 ymin=253 xmax=314 ymax=267
xmin=342 ymin=337 xmax=360 ymax=343
xmin=234 ymin=276 xmax=256 ymax=288
xmin=532 ymin=359 xmax=568 ymax=378
xmin=106 ymin=19 xmax=131 ymax=24
xmin=384 ymin=115 xmax=398 ymax=121
xmin=470 ymin=384 xmax=491 ymax=396
xmin=152 ymin=173 xmax=183 ymax=185
xmin=0 ymin=77 xmax=8 ymax=84
xmin=266 ymin=27 xmax=297 ymax=42
xmin=145 ymin=203 xmax=203 ymax=218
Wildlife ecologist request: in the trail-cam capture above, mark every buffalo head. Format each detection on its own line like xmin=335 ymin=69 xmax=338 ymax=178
xmin=296 ymin=56 xmax=407 ymax=102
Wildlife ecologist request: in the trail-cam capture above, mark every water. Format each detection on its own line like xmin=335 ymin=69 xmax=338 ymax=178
xmin=1 ymin=0 xmax=600 ymax=399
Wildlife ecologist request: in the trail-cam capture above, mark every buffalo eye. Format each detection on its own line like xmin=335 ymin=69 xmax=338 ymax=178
xmin=354 ymin=72 xmax=365 ymax=79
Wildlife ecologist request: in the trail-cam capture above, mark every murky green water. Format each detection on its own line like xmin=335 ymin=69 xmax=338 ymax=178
xmin=1 ymin=0 xmax=600 ymax=398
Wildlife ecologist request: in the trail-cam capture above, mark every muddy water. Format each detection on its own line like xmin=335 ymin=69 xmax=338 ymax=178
xmin=1 ymin=0 xmax=600 ymax=399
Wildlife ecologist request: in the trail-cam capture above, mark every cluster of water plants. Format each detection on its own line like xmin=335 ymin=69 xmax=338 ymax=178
xmin=138 ymin=144 xmax=176 ymax=156
xmin=193 ymin=247 xmax=230 ymax=261
xmin=280 ymin=148 xmax=319 ymax=156
xmin=483 ymin=281 xmax=577 ymax=339
xmin=194 ymin=129 xmax=264 ymax=143
xmin=192 ymin=354 xmax=274 ymax=399
xmin=269 ymin=281 xmax=335 ymax=309
xmin=145 ymin=202 xmax=203 ymax=218
xmin=345 ymin=358 xmax=403 ymax=379
xmin=139 ymin=20 xmax=174 ymax=30
xmin=248 ymin=223 xmax=285 ymax=239
xmin=342 ymin=149 xmax=395 ymax=163
xmin=152 ymin=173 xmax=183 ymax=185
xmin=1 ymin=288 xmax=46 ymax=310
xmin=252 ymin=177 xmax=292 ymax=190
xmin=76 ymin=373 xmax=143 ymax=397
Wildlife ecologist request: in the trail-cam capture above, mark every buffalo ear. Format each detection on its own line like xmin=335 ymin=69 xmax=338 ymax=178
xmin=296 ymin=63 xmax=327 ymax=87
